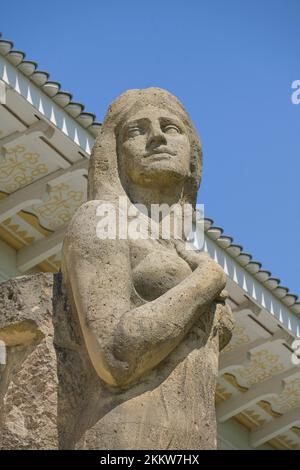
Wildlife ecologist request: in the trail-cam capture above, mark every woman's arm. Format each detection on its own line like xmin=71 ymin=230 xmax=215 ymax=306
xmin=62 ymin=201 xmax=226 ymax=387
xmin=174 ymin=239 xmax=234 ymax=350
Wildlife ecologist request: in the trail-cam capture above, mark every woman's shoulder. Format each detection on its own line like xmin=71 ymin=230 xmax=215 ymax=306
xmin=68 ymin=199 xmax=119 ymax=226
xmin=64 ymin=199 xmax=126 ymax=249
xmin=73 ymin=199 xmax=119 ymax=217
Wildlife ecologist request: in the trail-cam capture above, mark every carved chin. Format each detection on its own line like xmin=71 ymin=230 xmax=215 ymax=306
xmin=131 ymin=163 xmax=188 ymax=187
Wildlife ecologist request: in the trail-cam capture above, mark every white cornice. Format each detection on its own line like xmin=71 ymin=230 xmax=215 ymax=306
xmin=203 ymin=234 xmax=300 ymax=338
xmin=0 ymin=55 xmax=94 ymax=155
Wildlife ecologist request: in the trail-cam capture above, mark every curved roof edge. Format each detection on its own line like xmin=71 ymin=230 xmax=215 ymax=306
xmin=0 ymin=33 xmax=102 ymax=137
xmin=204 ymin=218 xmax=300 ymax=315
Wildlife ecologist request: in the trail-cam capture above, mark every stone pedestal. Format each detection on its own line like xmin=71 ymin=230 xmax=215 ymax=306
xmin=0 ymin=272 xmax=228 ymax=450
xmin=0 ymin=273 xmax=58 ymax=449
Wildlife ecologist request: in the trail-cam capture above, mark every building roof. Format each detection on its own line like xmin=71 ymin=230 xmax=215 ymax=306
xmin=0 ymin=33 xmax=101 ymax=137
xmin=204 ymin=219 xmax=300 ymax=316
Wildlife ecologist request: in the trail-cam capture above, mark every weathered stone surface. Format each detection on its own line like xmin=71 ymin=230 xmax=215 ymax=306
xmin=0 ymin=88 xmax=234 ymax=450
xmin=0 ymin=274 xmax=58 ymax=449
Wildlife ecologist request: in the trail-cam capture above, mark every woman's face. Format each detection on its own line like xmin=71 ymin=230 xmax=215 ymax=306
xmin=117 ymin=105 xmax=191 ymax=187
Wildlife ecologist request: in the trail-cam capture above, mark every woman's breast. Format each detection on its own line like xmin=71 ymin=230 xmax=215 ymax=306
xmin=132 ymin=249 xmax=192 ymax=302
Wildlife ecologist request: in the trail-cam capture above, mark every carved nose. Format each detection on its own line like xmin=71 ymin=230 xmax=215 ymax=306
xmin=147 ymin=124 xmax=167 ymax=148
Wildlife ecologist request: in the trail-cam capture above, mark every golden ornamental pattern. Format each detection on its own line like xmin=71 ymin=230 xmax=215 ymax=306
xmin=272 ymin=377 xmax=300 ymax=412
xmin=222 ymin=324 xmax=251 ymax=353
xmin=216 ymin=383 xmax=232 ymax=401
xmin=270 ymin=433 xmax=298 ymax=450
xmin=31 ymin=182 xmax=84 ymax=229
xmin=236 ymin=349 xmax=285 ymax=387
xmin=292 ymin=426 xmax=300 ymax=439
xmin=1 ymin=217 xmax=35 ymax=245
xmin=0 ymin=145 xmax=48 ymax=192
xmin=242 ymin=408 xmax=266 ymax=427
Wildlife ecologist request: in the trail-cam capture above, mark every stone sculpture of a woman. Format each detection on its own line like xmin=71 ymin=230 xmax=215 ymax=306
xmin=59 ymin=88 xmax=234 ymax=450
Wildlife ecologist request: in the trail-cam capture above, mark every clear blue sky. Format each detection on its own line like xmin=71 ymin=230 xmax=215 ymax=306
xmin=2 ymin=0 xmax=300 ymax=295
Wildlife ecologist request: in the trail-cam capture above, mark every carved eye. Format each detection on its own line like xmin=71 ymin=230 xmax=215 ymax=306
xmin=126 ymin=127 xmax=143 ymax=138
xmin=163 ymin=124 xmax=181 ymax=135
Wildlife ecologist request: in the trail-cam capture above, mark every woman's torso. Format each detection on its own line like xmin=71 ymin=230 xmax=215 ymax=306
xmin=76 ymin=236 xmax=219 ymax=450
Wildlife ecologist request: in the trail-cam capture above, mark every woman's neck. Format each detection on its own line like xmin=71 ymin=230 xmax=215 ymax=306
xmin=126 ymin=181 xmax=185 ymax=211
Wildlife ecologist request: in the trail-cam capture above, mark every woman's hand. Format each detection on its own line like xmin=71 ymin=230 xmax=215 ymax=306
xmin=174 ymin=239 xmax=211 ymax=271
xmin=217 ymin=289 xmax=229 ymax=303
xmin=215 ymin=299 xmax=234 ymax=351
xmin=175 ymin=239 xmax=228 ymax=303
